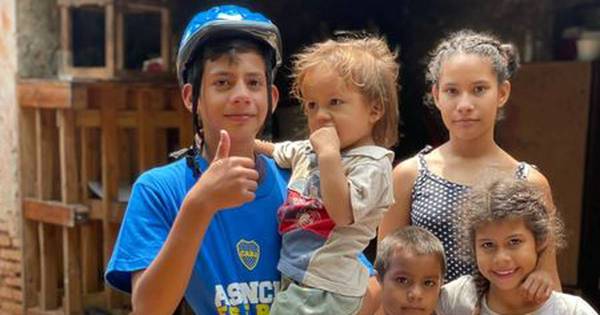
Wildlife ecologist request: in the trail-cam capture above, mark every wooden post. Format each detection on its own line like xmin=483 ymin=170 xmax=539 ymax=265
xmin=137 ymin=90 xmax=157 ymax=171
xmin=80 ymin=126 xmax=101 ymax=295
xmin=36 ymin=109 xmax=60 ymax=310
xmin=21 ymin=108 xmax=40 ymax=311
xmin=58 ymin=109 xmax=83 ymax=314
xmin=105 ymin=4 xmax=116 ymax=77
xmin=100 ymin=87 xmax=122 ymax=308
xmin=161 ymin=7 xmax=171 ymax=72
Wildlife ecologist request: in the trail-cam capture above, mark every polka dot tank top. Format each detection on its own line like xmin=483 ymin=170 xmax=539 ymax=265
xmin=410 ymin=146 xmax=531 ymax=282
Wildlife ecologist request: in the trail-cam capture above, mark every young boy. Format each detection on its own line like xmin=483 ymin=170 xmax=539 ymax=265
xmin=256 ymin=35 xmax=400 ymax=314
xmin=375 ymin=226 xmax=447 ymax=315
xmin=105 ymin=5 xmax=289 ymax=314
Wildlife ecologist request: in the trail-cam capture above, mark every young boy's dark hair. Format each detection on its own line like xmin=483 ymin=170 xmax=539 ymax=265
xmin=375 ymin=226 xmax=447 ymax=280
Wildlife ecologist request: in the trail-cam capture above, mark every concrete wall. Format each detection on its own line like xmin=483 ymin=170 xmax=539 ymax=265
xmin=17 ymin=0 xmax=59 ymax=78
xmin=0 ymin=0 xmax=24 ymax=313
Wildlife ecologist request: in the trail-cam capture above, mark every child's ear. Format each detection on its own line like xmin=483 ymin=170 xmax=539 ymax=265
xmin=369 ymin=102 xmax=384 ymax=124
xmin=181 ymin=83 xmax=195 ymax=113
xmin=376 ymin=271 xmax=383 ymax=285
xmin=270 ymin=84 xmax=280 ymax=113
xmin=431 ymin=84 xmax=441 ymax=110
xmin=497 ymin=80 xmax=511 ymax=109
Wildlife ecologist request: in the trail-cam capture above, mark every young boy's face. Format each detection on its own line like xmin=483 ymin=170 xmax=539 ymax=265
xmin=185 ymin=51 xmax=278 ymax=152
xmin=301 ymin=66 xmax=381 ymax=151
xmin=380 ymin=249 xmax=443 ymax=315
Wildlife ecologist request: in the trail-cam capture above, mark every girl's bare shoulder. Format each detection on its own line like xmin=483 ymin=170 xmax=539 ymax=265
xmin=393 ymin=155 xmax=419 ymax=183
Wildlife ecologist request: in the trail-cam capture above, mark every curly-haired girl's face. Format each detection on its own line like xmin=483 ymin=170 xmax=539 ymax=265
xmin=474 ymin=217 xmax=538 ymax=292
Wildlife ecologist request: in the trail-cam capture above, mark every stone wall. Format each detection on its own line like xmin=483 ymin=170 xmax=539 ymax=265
xmin=0 ymin=0 xmax=24 ymax=313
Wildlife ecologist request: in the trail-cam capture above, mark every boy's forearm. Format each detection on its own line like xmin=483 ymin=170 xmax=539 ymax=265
xmin=254 ymin=139 xmax=275 ymax=156
xmin=132 ymin=199 xmax=214 ymax=314
xmin=317 ymin=151 xmax=354 ymax=226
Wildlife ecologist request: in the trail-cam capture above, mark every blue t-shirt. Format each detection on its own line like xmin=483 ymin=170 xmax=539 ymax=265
xmin=105 ymin=155 xmax=290 ymax=314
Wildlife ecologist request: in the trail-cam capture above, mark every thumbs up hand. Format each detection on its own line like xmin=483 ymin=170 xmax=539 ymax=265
xmin=183 ymin=130 xmax=259 ymax=214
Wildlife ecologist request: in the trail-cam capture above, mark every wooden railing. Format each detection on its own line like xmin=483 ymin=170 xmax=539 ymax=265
xmin=18 ymin=79 xmax=191 ymax=315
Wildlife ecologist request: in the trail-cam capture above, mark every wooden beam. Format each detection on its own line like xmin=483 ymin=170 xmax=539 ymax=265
xmin=57 ymin=0 xmax=113 ymax=8
xmin=19 ymin=81 xmax=87 ymax=109
xmin=35 ymin=109 xmax=57 ymax=200
xmin=105 ymin=4 xmax=116 ymax=76
xmin=27 ymin=306 xmax=65 ymax=315
xmin=137 ymin=90 xmax=157 ymax=171
xmin=89 ymin=199 xmax=125 ymax=223
xmin=80 ymin=222 xmax=100 ymax=293
xmin=23 ymin=199 xmax=88 ymax=227
xmin=76 ymin=109 xmax=180 ymax=128
xmin=80 ymin=127 xmax=101 ymax=294
xmin=58 ymin=110 xmax=80 ymax=204
xmin=57 ymin=109 xmax=83 ymax=314
xmin=100 ymin=87 xmax=122 ymax=308
xmin=23 ymin=221 xmax=40 ymax=309
xmin=38 ymin=224 xmax=59 ymax=310
xmin=60 ymin=6 xmax=72 ymax=76
xmin=20 ymin=108 xmax=40 ymax=310
xmin=161 ymin=7 xmax=171 ymax=72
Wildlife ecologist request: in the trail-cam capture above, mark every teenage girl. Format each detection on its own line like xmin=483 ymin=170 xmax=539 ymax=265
xmin=379 ymin=30 xmax=560 ymax=301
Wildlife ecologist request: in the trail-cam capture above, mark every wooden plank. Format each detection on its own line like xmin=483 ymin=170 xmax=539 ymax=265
xmin=88 ymin=199 xmax=125 ymax=223
xmin=27 ymin=306 xmax=65 ymax=315
xmin=137 ymin=90 xmax=156 ymax=171
xmin=62 ymin=66 xmax=113 ymax=80
xmin=22 ymin=108 xmax=39 ymax=310
xmin=82 ymin=290 xmax=107 ymax=308
xmin=57 ymin=109 xmax=83 ymax=314
xmin=125 ymin=2 xmax=165 ymax=12
xmin=62 ymin=227 xmax=82 ymax=314
xmin=19 ymin=81 xmax=87 ymax=110
xmin=57 ymin=0 xmax=113 ymax=7
xmin=23 ymin=221 xmax=40 ymax=309
xmin=35 ymin=109 xmax=56 ymax=200
xmin=60 ymin=6 xmax=72 ymax=76
xmin=160 ymin=7 xmax=170 ymax=72
xmin=23 ymin=199 xmax=88 ymax=227
xmin=20 ymin=109 xmax=37 ymax=199
xmin=100 ymin=87 xmax=122 ymax=308
xmin=79 ymin=127 xmax=101 ymax=295
xmin=38 ymin=224 xmax=59 ymax=310
xmin=58 ymin=110 xmax=80 ymax=204
xmin=76 ymin=109 xmax=180 ymax=128
xmin=80 ymin=222 xmax=100 ymax=293
xmin=115 ymin=9 xmax=124 ymax=71
xmin=105 ymin=4 xmax=115 ymax=76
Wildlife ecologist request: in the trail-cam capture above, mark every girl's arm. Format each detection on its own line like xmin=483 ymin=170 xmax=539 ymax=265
xmin=131 ymin=131 xmax=259 ymax=314
xmin=521 ymin=169 xmax=562 ymax=302
xmin=378 ymin=157 xmax=418 ymax=240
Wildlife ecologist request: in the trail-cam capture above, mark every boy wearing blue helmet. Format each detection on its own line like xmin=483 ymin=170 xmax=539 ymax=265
xmin=106 ymin=5 xmax=288 ymax=314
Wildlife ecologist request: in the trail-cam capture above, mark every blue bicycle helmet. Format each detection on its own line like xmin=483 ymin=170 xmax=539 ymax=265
xmin=173 ymin=5 xmax=283 ymax=176
xmin=177 ymin=5 xmax=282 ymax=86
